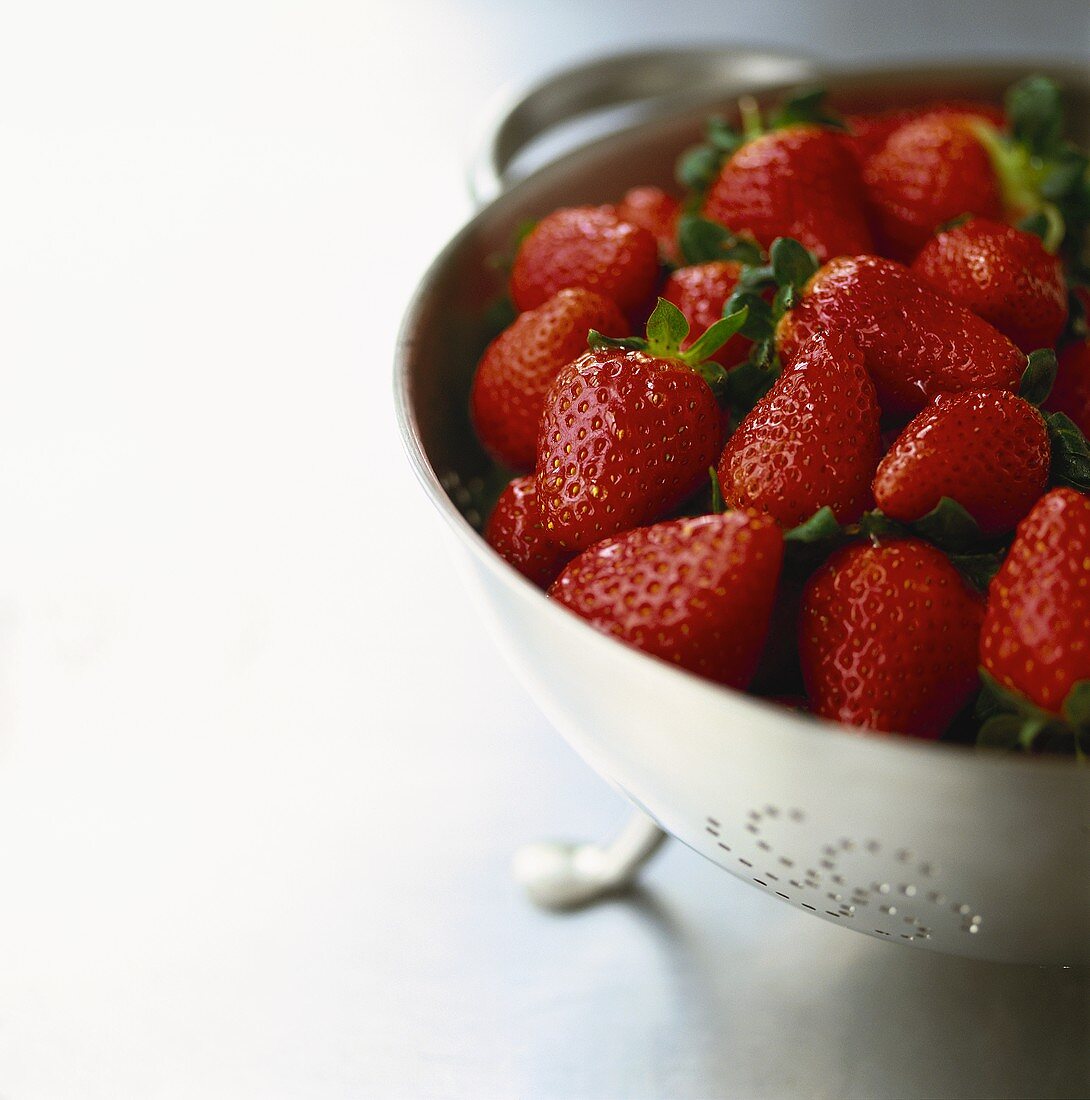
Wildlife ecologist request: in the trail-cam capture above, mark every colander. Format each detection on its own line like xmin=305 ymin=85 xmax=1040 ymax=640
xmin=395 ymin=48 xmax=1090 ymax=965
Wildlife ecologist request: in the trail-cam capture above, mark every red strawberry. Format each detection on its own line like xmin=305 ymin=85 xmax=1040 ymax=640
xmin=1048 ymin=336 xmax=1090 ymax=437
xmin=800 ymin=538 xmax=985 ymax=738
xmin=980 ymin=487 xmax=1090 ymax=714
xmin=661 ymin=262 xmax=748 ymax=368
xmin=911 ymin=218 xmax=1067 ymax=353
xmin=616 ymin=186 xmax=682 ymax=264
xmin=863 ymin=110 xmax=1004 ymax=261
xmin=777 ymin=254 xmax=1026 ymax=419
xmin=873 ymin=390 xmax=1050 ymax=535
xmin=470 ymin=288 xmax=627 ymax=470
xmin=536 ymin=299 xmax=744 ymax=551
xmin=845 ymin=101 xmax=1005 ymax=169
xmin=703 ymin=125 xmax=873 ymax=261
xmin=718 ymin=329 xmax=881 ymax=526
xmin=485 ymin=476 xmax=573 ymax=589
xmin=549 ymin=511 xmax=783 ymax=688
xmin=510 ymin=206 xmax=659 ymax=315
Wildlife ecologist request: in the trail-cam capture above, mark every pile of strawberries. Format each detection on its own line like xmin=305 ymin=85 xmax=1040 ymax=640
xmin=468 ymin=76 xmax=1090 ymax=754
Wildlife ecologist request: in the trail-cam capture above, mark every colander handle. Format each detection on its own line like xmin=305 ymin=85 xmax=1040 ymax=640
xmin=466 ymin=45 xmax=820 ymax=207
xmin=513 ymin=811 xmax=668 ymax=909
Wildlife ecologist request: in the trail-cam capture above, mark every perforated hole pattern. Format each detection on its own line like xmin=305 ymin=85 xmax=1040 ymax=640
xmin=703 ymin=808 xmax=982 ymax=945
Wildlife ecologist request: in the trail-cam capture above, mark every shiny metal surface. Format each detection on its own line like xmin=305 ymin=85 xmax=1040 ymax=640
xmin=397 ymin=58 xmax=1090 ymax=966
xmin=514 ymin=811 xmax=667 ymax=908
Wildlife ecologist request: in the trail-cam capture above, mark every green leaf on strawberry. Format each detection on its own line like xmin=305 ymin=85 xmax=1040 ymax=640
xmin=1007 ymin=75 xmax=1064 ymax=159
xmin=646 ymin=295 xmax=690 ymax=349
xmin=1046 ymin=411 xmax=1090 ymax=492
xmin=723 ymin=289 xmax=773 ymax=339
xmin=977 ymin=75 xmax=1090 ymax=266
xmin=676 ymin=116 xmax=744 ymax=196
xmin=780 ymin=506 xmax=847 ymax=571
xmin=718 ymin=235 xmax=820 ymax=403
xmin=677 ymin=215 xmax=764 ymax=266
xmin=722 ymin=354 xmax=780 ymax=422
xmin=770 ymin=236 xmax=820 ymax=291
xmin=975 ymin=713 xmax=1025 ymax=751
xmin=945 ymin=550 xmax=1005 ymax=594
xmin=1018 ymin=348 xmax=1058 ymax=405
xmin=588 ymin=298 xmax=749 ymax=380
xmin=912 ymin=497 xmax=983 ymax=552
xmin=677 ymin=145 xmax=723 ymax=195
xmin=857 ymin=503 xmax=1001 ymax=593
xmin=1061 ymin=680 xmax=1090 ymax=731
xmin=974 ymin=668 xmax=1088 ymax=756
xmin=769 ymin=87 xmax=847 ymax=132
xmin=784 ymin=506 xmax=843 ymax=545
xmin=858 ymin=510 xmax=908 ymax=542
xmin=707 ymin=115 xmax=745 ymax=153
xmin=862 ymin=497 xmax=984 ymax=555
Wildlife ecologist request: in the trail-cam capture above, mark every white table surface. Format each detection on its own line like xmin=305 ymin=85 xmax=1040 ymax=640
xmin=0 ymin=2 xmax=1089 ymax=1097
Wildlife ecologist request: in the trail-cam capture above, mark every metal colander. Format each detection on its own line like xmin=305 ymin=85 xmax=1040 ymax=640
xmin=396 ymin=50 xmax=1090 ymax=965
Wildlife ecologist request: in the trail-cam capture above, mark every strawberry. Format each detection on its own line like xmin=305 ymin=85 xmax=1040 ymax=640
xmin=1049 ymin=336 xmax=1090 ymax=437
xmin=509 ymin=205 xmax=659 ymax=316
xmin=845 ymin=100 xmax=1005 ymax=169
xmin=800 ymin=538 xmax=985 ymax=738
xmin=470 ymin=288 xmax=627 ymax=470
xmin=873 ymin=390 xmax=1051 ymax=535
xmin=911 ymin=218 xmax=1067 ymax=353
xmin=777 ymin=254 xmax=1026 ymax=419
xmin=718 ymin=329 xmax=881 ymax=526
xmin=862 ymin=76 xmax=1087 ymax=262
xmin=980 ymin=487 xmax=1090 ymax=715
xmin=703 ymin=125 xmax=873 ymax=262
xmin=661 ymin=262 xmax=748 ymax=368
xmin=549 ymin=511 xmax=783 ymax=688
xmin=536 ymin=299 xmax=746 ymax=551
xmin=862 ymin=110 xmax=1006 ymax=259
xmin=484 ymin=475 xmax=573 ymax=589
xmin=616 ymin=186 xmax=682 ymax=264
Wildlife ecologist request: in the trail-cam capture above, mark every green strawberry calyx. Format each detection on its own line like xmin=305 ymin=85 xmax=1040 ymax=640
xmin=1018 ymin=348 xmax=1058 ymax=404
xmin=1014 ymin=350 xmax=1090 ymax=492
xmin=675 ymin=87 xmax=845 ymax=199
xmin=707 ymin=477 xmax=846 ymax=563
xmin=716 ymin=236 xmax=821 ymax=417
xmin=725 ymin=235 xmax=820 ymax=337
xmin=972 ymin=75 xmax=1090 ymax=256
xmin=676 ymin=215 xmax=764 ymax=267
xmin=859 ymin=498 xmax=1005 ymax=593
xmin=974 ymin=119 xmax=1066 ymax=253
xmin=740 ymin=88 xmax=848 ymax=142
xmin=1046 ymin=411 xmax=1090 ymax=493
xmin=975 ymin=669 xmax=1090 ymax=759
xmin=668 ymin=230 xmax=820 ymax=417
xmin=588 ymin=298 xmax=748 ymax=388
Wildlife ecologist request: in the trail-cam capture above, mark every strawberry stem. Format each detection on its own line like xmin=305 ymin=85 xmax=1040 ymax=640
xmin=738 ymin=95 xmax=764 ymax=142
xmin=972 ymin=120 xmax=1066 ymax=252
xmin=708 ymin=467 xmax=726 ymax=514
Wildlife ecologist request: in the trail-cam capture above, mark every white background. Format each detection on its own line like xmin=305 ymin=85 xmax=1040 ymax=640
xmin=0 ymin=2 xmax=1088 ymax=1097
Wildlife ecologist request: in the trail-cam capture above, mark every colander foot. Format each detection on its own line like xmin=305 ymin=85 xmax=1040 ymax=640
xmin=513 ymin=812 xmax=667 ymax=909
